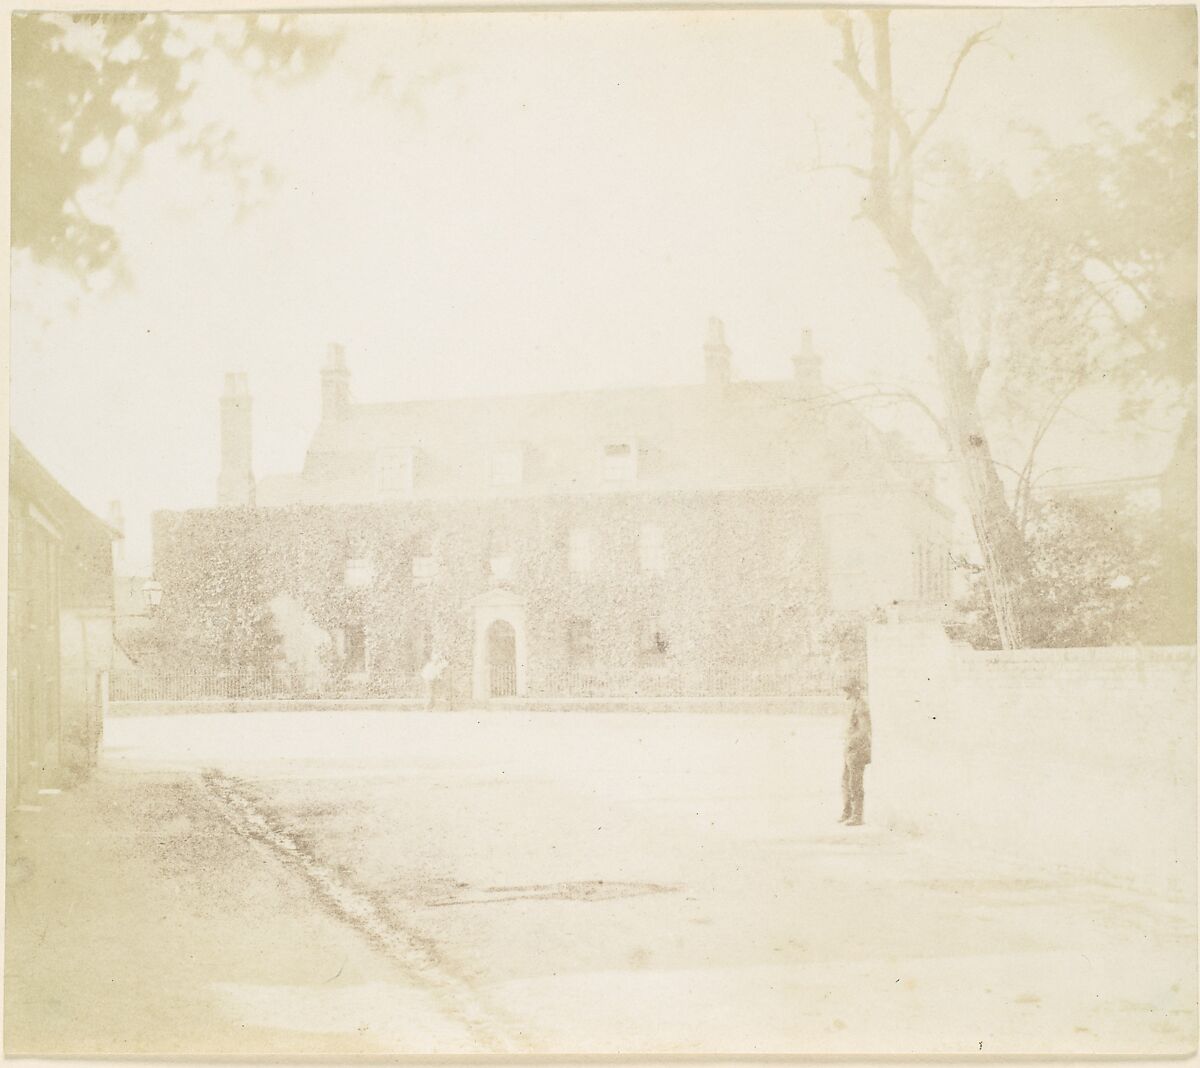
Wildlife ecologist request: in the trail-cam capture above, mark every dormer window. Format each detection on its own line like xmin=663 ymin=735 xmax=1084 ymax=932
xmin=377 ymin=447 xmax=415 ymax=496
xmin=603 ymin=440 xmax=637 ymax=482
xmin=489 ymin=445 xmax=524 ymax=487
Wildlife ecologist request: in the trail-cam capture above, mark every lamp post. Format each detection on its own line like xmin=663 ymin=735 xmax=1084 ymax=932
xmin=141 ymin=579 xmax=164 ymax=614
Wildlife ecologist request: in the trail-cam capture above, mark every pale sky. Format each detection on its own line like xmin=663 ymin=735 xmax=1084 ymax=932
xmin=11 ymin=7 xmax=1195 ymax=569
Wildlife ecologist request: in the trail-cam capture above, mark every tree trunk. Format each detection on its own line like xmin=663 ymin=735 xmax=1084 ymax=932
xmin=862 ymin=10 xmax=1029 ymax=648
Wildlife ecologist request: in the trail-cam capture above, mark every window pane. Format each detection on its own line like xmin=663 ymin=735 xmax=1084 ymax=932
xmin=345 ymin=625 xmax=367 ymax=673
xmin=603 ymin=441 xmax=635 ymax=481
xmin=567 ymin=618 xmax=594 ymax=666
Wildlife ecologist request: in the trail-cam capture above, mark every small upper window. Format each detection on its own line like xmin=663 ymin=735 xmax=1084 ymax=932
xmin=377 ymin=448 xmax=415 ymax=496
xmin=413 ymin=556 xmax=437 ymax=584
xmin=603 ymin=440 xmax=637 ymax=482
xmin=489 ymin=446 xmax=524 ymax=487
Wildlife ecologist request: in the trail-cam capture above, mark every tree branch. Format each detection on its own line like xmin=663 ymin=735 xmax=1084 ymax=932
xmin=970 ymin=306 xmax=994 ymax=389
xmin=816 ymin=382 xmax=952 ymax=451
xmin=910 ymin=25 xmax=998 ymax=151
xmin=831 ymin=15 xmax=877 ymax=110
xmin=1081 ymin=274 xmax=1155 ymax=358
xmin=1013 ymin=377 xmax=1086 ymax=534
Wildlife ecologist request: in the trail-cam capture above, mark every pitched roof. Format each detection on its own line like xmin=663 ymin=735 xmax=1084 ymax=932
xmin=9 ymin=434 xmax=117 ymax=609
xmin=261 ymin=378 xmax=908 ymax=506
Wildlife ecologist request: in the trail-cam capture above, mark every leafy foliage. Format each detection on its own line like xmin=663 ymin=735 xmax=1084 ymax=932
xmin=922 ymin=87 xmax=1196 ymax=429
xmin=136 ymin=491 xmax=832 ymax=684
xmin=958 ymin=493 xmax=1195 ymax=649
xmin=13 ymin=12 xmax=339 ymax=278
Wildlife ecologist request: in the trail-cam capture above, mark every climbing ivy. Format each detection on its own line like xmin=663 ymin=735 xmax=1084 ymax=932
xmin=147 ymin=488 xmax=833 ymax=691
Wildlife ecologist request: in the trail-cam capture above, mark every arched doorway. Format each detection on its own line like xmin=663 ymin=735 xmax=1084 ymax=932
xmin=470 ymin=589 xmax=528 ymax=701
xmin=487 ymin=620 xmax=517 ymax=697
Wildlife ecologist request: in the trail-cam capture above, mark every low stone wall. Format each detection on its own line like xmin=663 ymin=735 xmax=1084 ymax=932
xmin=866 ymin=622 xmax=1196 ymax=899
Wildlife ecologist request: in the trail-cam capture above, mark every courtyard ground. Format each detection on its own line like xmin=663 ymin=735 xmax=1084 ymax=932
xmin=7 ymin=709 xmax=1197 ymax=1056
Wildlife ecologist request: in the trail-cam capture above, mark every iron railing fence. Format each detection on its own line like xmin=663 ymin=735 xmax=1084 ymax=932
xmin=489 ymin=664 xmax=517 ymax=698
xmin=108 ymin=669 xmax=424 ymax=702
xmin=111 ymin=660 xmax=842 ymax=702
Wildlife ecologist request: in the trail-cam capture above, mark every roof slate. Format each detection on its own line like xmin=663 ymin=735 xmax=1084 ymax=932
xmin=262 ymin=378 xmax=902 ymax=506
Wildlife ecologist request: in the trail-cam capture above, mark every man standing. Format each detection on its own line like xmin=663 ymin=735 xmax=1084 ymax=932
xmin=839 ymin=677 xmax=872 ymax=826
xmin=421 ymin=653 xmax=449 ymax=710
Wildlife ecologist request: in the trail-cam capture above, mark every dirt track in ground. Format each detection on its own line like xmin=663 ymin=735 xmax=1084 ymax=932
xmin=197 ymin=768 xmax=524 ymax=1052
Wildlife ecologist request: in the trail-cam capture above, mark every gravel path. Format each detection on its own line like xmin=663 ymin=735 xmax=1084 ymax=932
xmin=8 ymin=709 xmax=1195 ymax=1055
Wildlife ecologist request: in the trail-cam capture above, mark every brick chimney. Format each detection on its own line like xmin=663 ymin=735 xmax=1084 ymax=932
xmin=704 ymin=317 xmax=732 ymax=387
xmin=217 ymin=372 xmax=255 ymax=507
xmin=321 ymin=342 xmax=351 ymax=422
xmin=108 ymin=500 xmax=126 ymax=571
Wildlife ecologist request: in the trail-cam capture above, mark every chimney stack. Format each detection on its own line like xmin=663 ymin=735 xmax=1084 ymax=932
xmin=217 ymin=372 xmax=255 ymax=507
xmin=792 ymin=328 xmax=823 ymax=397
xmin=704 ymin=317 xmax=732 ymax=387
xmin=108 ymin=500 xmax=126 ymax=570
xmin=321 ymin=342 xmax=351 ymax=422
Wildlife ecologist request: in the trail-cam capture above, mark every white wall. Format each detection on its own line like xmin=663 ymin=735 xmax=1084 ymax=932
xmin=867 ymin=622 xmax=1196 ymax=900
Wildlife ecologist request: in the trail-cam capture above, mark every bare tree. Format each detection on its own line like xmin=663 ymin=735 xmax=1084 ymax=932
xmin=829 ymin=9 xmax=1031 ymax=648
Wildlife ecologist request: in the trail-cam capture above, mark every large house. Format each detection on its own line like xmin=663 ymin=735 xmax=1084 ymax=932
xmin=152 ymin=321 xmax=952 ymax=701
xmin=8 ymin=436 xmax=116 ymax=807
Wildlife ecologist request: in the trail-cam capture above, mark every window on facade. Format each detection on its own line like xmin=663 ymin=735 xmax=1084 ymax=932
xmin=914 ymin=540 xmax=944 ymax=601
xmin=342 ymin=624 xmax=367 ymax=674
xmin=639 ymin=523 xmax=666 ymax=573
xmin=918 ymin=543 xmax=949 ymax=600
xmin=489 ymin=446 xmax=524 ymax=487
xmin=344 ymin=557 xmax=373 ymax=588
xmin=640 ymin=620 xmax=670 ymax=659
xmin=603 ymin=441 xmax=637 ymax=482
xmin=490 ymin=554 xmax=514 ymax=584
xmin=404 ymin=622 xmax=432 ymax=673
xmin=412 ymin=555 xmax=437 ymax=583
xmin=568 ymin=527 xmax=595 ymax=575
xmin=377 ymin=448 xmax=414 ymax=496
xmin=566 ymin=618 xmax=594 ymax=667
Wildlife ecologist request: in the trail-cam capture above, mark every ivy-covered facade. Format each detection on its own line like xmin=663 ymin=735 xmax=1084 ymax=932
xmin=154 ymin=322 xmax=953 ymax=699
xmin=153 ymin=485 xmax=840 ymax=697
